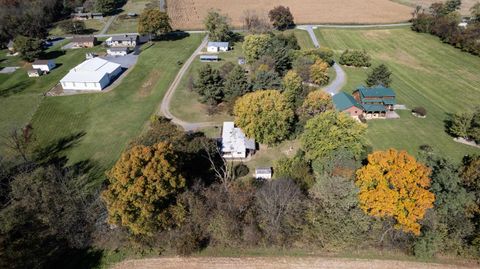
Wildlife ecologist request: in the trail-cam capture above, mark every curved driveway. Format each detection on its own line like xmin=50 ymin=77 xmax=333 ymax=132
xmin=158 ymin=36 xmax=220 ymax=131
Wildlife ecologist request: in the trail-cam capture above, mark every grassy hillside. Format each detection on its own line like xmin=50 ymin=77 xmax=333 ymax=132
xmin=26 ymin=34 xmax=203 ymax=186
xmin=315 ymin=27 xmax=480 ymax=161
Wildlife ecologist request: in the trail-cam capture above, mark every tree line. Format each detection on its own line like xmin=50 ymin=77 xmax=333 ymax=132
xmin=411 ymin=0 xmax=480 ymax=56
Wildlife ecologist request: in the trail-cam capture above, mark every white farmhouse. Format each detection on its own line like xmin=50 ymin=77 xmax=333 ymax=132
xmin=107 ymin=47 xmax=129 ymax=56
xmin=207 ymin=42 xmax=229 ymax=52
xmin=254 ymin=167 xmax=272 ymax=179
xmin=32 ymin=59 xmax=56 ymax=73
xmin=221 ymin=122 xmax=256 ymax=159
xmin=106 ymin=35 xmax=139 ymax=47
xmin=60 ymin=57 xmax=122 ymax=91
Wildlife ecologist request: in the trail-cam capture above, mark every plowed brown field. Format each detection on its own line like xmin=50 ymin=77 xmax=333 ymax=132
xmin=167 ymin=0 xmax=413 ymax=30
xmin=112 ymin=257 xmax=479 ymax=269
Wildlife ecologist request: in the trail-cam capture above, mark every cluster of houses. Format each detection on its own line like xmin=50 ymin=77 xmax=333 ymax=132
xmin=333 ymin=86 xmax=397 ymax=119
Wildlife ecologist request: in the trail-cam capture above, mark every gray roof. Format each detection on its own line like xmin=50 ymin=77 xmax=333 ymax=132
xmin=32 ymin=59 xmax=54 ymax=65
xmin=108 ymin=47 xmax=129 ymax=52
xmin=200 ymin=55 xmax=219 ymax=59
xmin=111 ymin=35 xmax=138 ymax=42
xmin=255 ymin=167 xmax=272 ymax=174
xmin=208 ymin=42 xmax=229 ymax=47
xmin=245 ymin=138 xmax=256 ymax=150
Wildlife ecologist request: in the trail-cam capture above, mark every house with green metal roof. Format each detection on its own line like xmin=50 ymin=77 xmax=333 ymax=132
xmin=332 ymin=92 xmax=364 ymax=118
xmin=352 ymin=85 xmax=396 ymax=118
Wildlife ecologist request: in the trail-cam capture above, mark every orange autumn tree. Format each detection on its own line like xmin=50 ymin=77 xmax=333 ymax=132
xmin=355 ymin=149 xmax=435 ymax=235
xmin=102 ymin=142 xmax=186 ymax=236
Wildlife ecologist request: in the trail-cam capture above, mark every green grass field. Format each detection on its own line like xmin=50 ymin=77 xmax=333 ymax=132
xmin=0 ymin=42 xmax=104 ymax=142
xmin=0 ymin=35 xmax=203 ymax=187
xmin=107 ymin=0 xmax=151 ymax=34
xmin=315 ymin=27 xmax=480 ymax=161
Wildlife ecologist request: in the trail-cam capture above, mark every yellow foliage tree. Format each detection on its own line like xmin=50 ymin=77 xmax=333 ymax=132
xmin=102 ymin=142 xmax=186 ymax=236
xmin=299 ymin=90 xmax=333 ymax=119
xmin=355 ymin=149 xmax=435 ymax=235
xmin=309 ymin=59 xmax=329 ymax=85
xmin=234 ymin=90 xmax=294 ymax=145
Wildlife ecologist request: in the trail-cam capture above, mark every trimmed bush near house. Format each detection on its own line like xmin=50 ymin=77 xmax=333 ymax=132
xmin=234 ymin=163 xmax=250 ymax=178
xmin=339 ymin=49 xmax=371 ymax=67
xmin=412 ymin=107 xmax=427 ymax=117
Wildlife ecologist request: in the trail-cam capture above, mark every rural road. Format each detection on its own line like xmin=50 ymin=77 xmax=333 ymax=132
xmin=111 ymin=256 xmax=476 ymax=269
xmin=302 ymin=25 xmax=346 ymax=95
xmin=158 ymin=35 xmax=221 ymax=131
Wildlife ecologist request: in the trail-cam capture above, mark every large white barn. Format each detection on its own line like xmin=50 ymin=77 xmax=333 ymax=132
xmin=60 ymin=58 xmax=122 ymax=91
xmin=221 ymin=122 xmax=256 ymax=159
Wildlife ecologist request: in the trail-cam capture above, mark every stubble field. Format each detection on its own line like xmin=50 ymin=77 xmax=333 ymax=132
xmin=167 ymin=0 xmax=413 ymax=30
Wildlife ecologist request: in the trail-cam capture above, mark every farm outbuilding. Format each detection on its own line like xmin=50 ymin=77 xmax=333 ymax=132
xmin=200 ymin=55 xmax=219 ymax=62
xmin=32 ymin=59 xmax=56 ymax=73
xmin=254 ymin=168 xmax=272 ymax=179
xmin=207 ymin=42 xmax=229 ymax=52
xmin=71 ymin=36 xmax=97 ymax=48
xmin=27 ymin=69 xmax=41 ymax=77
xmin=60 ymin=57 xmax=122 ymax=91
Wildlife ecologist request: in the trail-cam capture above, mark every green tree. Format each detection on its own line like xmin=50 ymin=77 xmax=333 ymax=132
xmin=194 ymin=64 xmax=224 ymax=105
xmin=274 ymin=153 xmax=315 ymax=190
xmin=449 ymin=111 xmax=473 ymax=138
xmin=339 ymin=49 xmax=371 ymax=67
xmin=138 ymin=8 xmax=172 ymax=38
xmin=301 ymin=110 xmax=366 ymax=160
xmin=58 ymin=20 xmax=86 ymax=34
xmin=13 ymin=35 xmax=43 ymax=62
xmin=204 ymin=10 xmax=232 ymax=41
xmin=102 ymin=142 xmax=186 ymax=236
xmin=304 ymin=174 xmax=373 ymax=248
xmin=444 ymin=0 xmax=462 ymax=14
xmin=365 ymin=64 xmax=393 ymax=87
xmin=251 ymin=69 xmax=281 ymax=90
xmin=94 ymin=0 xmax=117 ymax=14
xmin=309 ymin=59 xmax=329 ymax=85
xmin=234 ymin=90 xmax=294 ymax=145
xmin=223 ymin=65 xmax=250 ymax=101
xmin=242 ymin=34 xmax=272 ymax=63
xmin=282 ymin=70 xmax=303 ymax=106
xmin=268 ymin=5 xmax=294 ymax=30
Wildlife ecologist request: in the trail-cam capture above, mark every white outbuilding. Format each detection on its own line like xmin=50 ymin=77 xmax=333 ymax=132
xmin=254 ymin=167 xmax=272 ymax=180
xmin=221 ymin=122 xmax=255 ymax=159
xmin=32 ymin=59 xmax=56 ymax=73
xmin=207 ymin=42 xmax=229 ymax=52
xmin=60 ymin=57 xmax=122 ymax=91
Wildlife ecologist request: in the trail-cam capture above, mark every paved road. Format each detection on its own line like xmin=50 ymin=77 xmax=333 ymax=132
xmin=158 ymin=36 xmax=221 ymax=131
xmin=301 ymin=25 xmax=346 ymax=95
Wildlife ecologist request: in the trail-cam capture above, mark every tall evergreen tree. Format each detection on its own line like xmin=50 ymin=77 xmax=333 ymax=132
xmin=223 ymin=66 xmax=250 ymax=101
xmin=365 ymin=64 xmax=393 ymax=87
xmin=194 ymin=64 xmax=224 ymax=105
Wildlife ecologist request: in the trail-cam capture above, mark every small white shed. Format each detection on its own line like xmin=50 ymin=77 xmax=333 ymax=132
xmin=254 ymin=168 xmax=272 ymax=180
xmin=207 ymin=42 xmax=229 ymax=53
xmin=32 ymin=59 xmax=56 ymax=73
xmin=27 ymin=69 xmax=41 ymax=77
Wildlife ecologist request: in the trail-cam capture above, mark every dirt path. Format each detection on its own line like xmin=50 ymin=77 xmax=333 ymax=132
xmin=100 ymin=15 xmax=117 ymax=35
xmin=111 ymin=256 xmax=477 ymax=269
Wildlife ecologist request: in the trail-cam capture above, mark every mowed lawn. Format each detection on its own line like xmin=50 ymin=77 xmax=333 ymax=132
xmin=315 ymin=27 xmax=480 ymax=160
xmin=0 ymin=42 xmax=104 ymax=140
xmin=29 ymin=34 xmax=203 ymax=185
